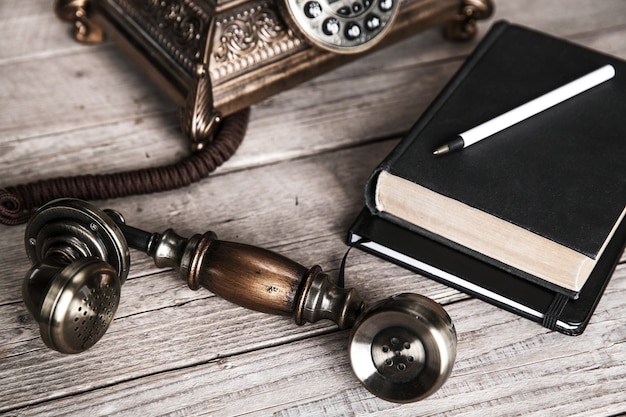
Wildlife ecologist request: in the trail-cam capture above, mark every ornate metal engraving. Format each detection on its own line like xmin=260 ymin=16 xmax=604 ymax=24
xmin=55 ymin=0 xmax=494 ymax=146
xmin=210 ymin=2 xmax=306 ymax=82
xmin=180 ymin=64 xmax=221 ymax=148
xmin=111 ymin=0 xmax=210 ymax=72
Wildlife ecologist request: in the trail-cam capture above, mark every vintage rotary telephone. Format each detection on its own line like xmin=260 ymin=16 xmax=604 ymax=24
xmin=55 ymin=0 xmax=494 ymax=147
xmin=0 ymin=0 xmax=492 ymax=224
xmin=22 ymin=198 xmax=456 ymax=403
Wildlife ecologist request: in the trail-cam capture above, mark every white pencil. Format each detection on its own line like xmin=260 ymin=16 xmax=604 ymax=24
xmin=433 ymin=64 xmax=616 ymax=155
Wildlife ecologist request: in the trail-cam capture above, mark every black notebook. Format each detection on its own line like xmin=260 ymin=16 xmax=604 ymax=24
xmin=364 ymin=21 xmax=626 ymax=298
xmin=348 ymin=209 xmax=625 ymax=335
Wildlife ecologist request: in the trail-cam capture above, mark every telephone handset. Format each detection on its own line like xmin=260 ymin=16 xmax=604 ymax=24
xmin=22 ymin=199 xmax=457 ymax=403
xmin=55 ymin=0 xmax=493 ymax=147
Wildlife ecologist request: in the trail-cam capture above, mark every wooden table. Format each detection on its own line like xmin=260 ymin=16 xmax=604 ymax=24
xmin=1 ymin=1 xmax=625 ymax=415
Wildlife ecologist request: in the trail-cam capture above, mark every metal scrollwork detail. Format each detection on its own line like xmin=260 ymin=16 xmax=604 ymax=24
xmin=214 ymin=17 xmax=258 ymax=61
xmin=211 ymin=4 xmax=305 ymax=81
xmin=112 ymin=0 xmax=209 ymax=71
xmin=255 ymin=8 xmax=287 ymax=43
xmin=180 ymin=64 xmax=221 ymax=149
xmin=153 ymin=1 xmax=203 ymax=44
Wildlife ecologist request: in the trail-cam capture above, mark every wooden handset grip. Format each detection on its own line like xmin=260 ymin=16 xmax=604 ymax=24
xmin=183 ymin=235 xmax=309 ymax=316
xmin=118 ymin=224 xmax=365 ymax=329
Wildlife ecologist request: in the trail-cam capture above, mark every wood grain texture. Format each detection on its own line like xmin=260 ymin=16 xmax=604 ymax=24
xmin=0 ymin=0 xmax=625 ymax=416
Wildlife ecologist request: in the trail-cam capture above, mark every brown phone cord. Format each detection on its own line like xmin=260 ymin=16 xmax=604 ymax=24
xmin=0 ymin=108 xmax=250 ymax=226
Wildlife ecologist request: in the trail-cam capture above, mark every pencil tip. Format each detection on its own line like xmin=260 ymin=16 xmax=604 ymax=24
xmin=433 ymin=145 xmax=449 ymax=156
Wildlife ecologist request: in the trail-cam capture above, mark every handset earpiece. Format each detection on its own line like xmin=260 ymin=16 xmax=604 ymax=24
xmin=349 ymin=293 xmax=456 ymax=402
xmin=22 ymin=199 xmax=129 ymax=353
xmin=21 ymin=198 xmax=456 ymax=402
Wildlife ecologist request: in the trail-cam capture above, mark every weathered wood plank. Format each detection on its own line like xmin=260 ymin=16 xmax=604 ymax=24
xmin=5 ymin=265 xmax=624 ymax=416
xmin=0 ymin=137 xmax=394 ymax=303
xmin=1 ymin=0 xmax=625 ymax=416
xmin=0 ymin=1 xmax=81 ymax=63
xmin=2 ymin=2 xmax=626 ymax=185
xmin=1 ymin=136 xmax=623 ymax=413
xmin=0 ymin=140 xmax=467 ymax=410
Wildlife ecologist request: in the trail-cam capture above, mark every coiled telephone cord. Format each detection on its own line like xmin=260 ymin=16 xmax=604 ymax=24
xmin=0 ymin=108 xmax=250 ymax=226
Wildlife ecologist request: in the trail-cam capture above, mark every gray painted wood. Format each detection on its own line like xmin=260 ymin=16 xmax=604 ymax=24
xmin=1 ymin=0 xmax=624 ymax=415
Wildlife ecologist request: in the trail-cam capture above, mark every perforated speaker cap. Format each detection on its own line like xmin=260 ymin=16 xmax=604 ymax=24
xmin=38 ymin=257 xmax=121 ymax=354
xmin=348 ymin=293 xmax=457 ymax=403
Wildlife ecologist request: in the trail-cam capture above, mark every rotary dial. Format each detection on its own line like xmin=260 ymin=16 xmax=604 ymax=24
xmin=283 ymin=0 xmax=399 ymax=53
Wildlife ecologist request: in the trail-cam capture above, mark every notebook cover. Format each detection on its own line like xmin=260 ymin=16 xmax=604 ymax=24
xmin=348 ymin=209 xmax=626 ymax=335
xmin=364 ymin=21 xmax=626 ymax=295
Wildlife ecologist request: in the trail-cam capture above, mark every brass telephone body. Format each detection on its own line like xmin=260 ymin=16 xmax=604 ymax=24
xmin=55 ymin=0 xmax=493 ymax=148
